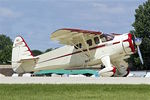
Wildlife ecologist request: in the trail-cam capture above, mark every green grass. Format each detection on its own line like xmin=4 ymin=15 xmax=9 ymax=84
xmin=0 ymin=84 xmax=150 ymax=100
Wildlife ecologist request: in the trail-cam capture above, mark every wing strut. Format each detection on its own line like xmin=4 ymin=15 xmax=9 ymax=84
xmin=70 ymin=41 xmax=89 ymax=68
xmin=70 ymin=33 xmax=93 ymax=67
xmin=81 ymin=34 xmax=91 ymax=58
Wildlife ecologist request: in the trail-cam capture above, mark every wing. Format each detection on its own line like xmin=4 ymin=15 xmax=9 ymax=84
xmin=50 ymin=28 xmax=102 ymax=45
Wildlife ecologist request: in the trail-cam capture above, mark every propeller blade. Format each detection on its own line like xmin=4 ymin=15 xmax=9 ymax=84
xmin=137 ymin=46 xmax=144 ymax=64
xmin=132 ymin=32 xmax=136 ymax=38
xmin=132 ymin=32 xmax=144 ymax=64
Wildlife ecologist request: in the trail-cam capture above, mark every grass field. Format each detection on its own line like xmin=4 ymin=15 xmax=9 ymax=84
xmin=0 ymin=84 xmax=150 ymax=100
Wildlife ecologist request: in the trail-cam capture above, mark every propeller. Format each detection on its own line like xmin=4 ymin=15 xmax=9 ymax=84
xmin=133 ymin=34 xmax=144 ymax=64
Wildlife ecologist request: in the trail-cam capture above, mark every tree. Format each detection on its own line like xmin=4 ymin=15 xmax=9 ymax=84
xmin=129 ymin=0 xmax=150 ymax=70
xmin=0 ymin=34 xmax=13 ymax=64
xmin=31 ymin=50 xmax=43 ymax=56
xmin=45 ymin=48 xmax=53 ymax=53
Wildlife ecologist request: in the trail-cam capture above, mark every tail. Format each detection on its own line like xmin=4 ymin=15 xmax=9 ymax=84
xmin=12 ymin=36 xmax=38 ymax=73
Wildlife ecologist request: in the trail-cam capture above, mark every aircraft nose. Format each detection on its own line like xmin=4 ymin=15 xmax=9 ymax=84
xmin=134 ymin=38 xmax=142 ymax=46
xmin=122 ymin=33 xmax=135 ymax=54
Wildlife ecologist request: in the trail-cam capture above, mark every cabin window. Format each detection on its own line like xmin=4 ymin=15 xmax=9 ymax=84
xmin=78 ymin=43 xmax=82 ymax=48
xmin=74 ymin=43 xmax=82 ymax=49
xmin=74 ymin=44 xmax=78 ymax=49
xmin=94 ymin=37 xmax=100 ymax=44
xmin=100 ymin=34 xmax=114 ymax=42
xmin=86 ymin=39 xmax=92 ymax=46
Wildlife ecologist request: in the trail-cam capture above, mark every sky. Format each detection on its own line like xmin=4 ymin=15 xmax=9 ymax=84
xmin=0 ymin=0 xmax=147 ymax=51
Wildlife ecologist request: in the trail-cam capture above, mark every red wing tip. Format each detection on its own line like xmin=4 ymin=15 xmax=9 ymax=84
xmin=59 ymin=28 xmax=102 ymax=35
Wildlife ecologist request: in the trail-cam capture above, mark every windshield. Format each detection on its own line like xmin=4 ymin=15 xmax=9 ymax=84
xmin=100 ymin=34 xmax=114 ymax=42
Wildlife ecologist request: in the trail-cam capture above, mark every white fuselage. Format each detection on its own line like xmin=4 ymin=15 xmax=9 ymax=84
xmin=33 ymin=33 xmax=133 ymax=71
xmin=12 ymin=33 xmax=135 ymax=74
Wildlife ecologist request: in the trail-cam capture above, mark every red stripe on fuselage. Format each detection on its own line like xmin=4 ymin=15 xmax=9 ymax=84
xmin=113 ymin=41 xmax=120 ymax=45
xmin=38 ymin=34 xmax=135 ymax=64
xmin=38 ymin=41 xmax=121 ymax=64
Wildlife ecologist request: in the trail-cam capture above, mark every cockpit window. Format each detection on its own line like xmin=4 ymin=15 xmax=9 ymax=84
xmin=100 ymin=35 xmax=107 ymax=42
xmin=78 ymin=43 xmax=82 ymax=48
xmin=94 ymin=37 xmax=100 ymax=44
xmin=100 ymin=34 xmax=114 ymax=42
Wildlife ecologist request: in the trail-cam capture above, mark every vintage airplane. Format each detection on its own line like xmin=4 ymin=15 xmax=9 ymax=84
xmin=11 ymin=28 xmax=143 ymax=77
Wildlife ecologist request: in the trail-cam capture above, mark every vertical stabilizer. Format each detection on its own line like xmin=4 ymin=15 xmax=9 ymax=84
xmin=12 ymin=36 xmax=36 ymax=73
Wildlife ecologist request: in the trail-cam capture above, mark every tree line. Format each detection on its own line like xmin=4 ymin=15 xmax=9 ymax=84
xmin=128 ymin=0 xmax=150 ymax=70
xmin=0 ymin=0 xmax=150 ymax=70
xmin=0 ymin=35 xmax=53 ymax=64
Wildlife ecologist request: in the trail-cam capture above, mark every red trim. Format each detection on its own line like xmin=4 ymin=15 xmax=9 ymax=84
xmin=113 ymin=41 xmax=120 ymax=45
xmin=89 ymin=44 xmax=105 ymax=51
xmin=127 ymin=33 xmax=135 ymax=53
xmin=38 ymin=41 xmax=120 ymax=64
xmin=112 ymin=67 xmax=116 ymax=74
xmin=38 ymin=34 xmax=135 ymax=64
xmin=123 ymin=39 xmax=128 ymax=42
xmin=61 ymin=28 xmax=102 ymax=35
xmin=19 ymin=36 xmax=33 ymax=57
xmin=38 ymin=44 xmax=108 ymax=64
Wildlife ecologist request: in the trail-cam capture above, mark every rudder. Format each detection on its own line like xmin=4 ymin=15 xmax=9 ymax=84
xmin=12 ymin=36 xmax=35 ymax=73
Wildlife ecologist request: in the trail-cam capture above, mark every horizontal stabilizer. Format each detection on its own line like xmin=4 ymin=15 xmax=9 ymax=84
xmin=18 ymin=57 xmax=39 ymax=63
